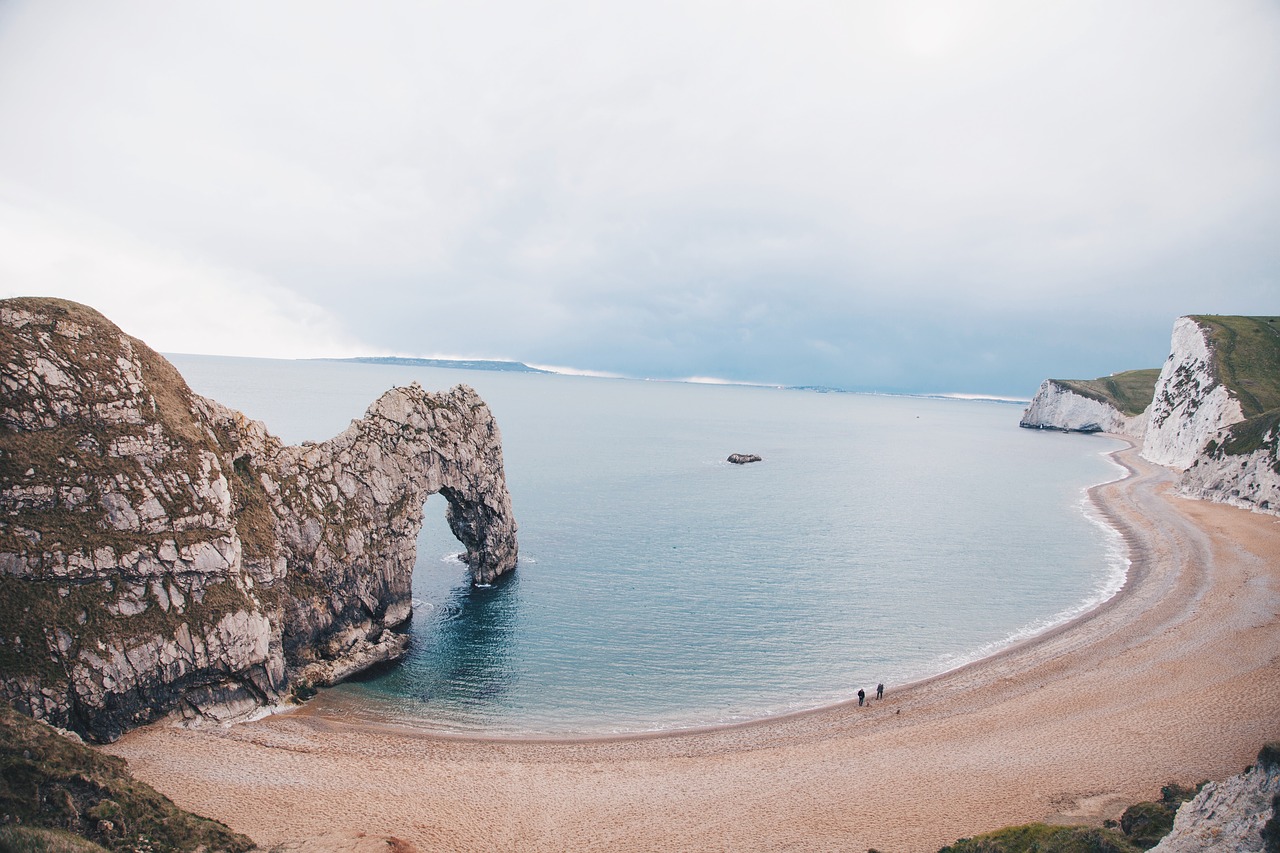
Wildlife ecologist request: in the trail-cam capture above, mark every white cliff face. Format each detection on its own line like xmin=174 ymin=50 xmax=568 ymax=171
xmin=1020 ymin=380 xmax=1147 ymax=436
xmin=1142 ymin=317 xmax=1245 ymax=470
xmin=1151 ymin=753 xmax=1280 ymax=852
xmin=1179 ymin=429 xmax=1280 ymax=517
xmin=0 ymin=298 xmax=519 ymax=742
xmin=1025 ymin=314 xmax=1279 ymax=519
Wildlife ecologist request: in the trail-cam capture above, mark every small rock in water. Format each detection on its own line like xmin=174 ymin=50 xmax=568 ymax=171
xmin=727 ymin=453 xmax=762 ymax=465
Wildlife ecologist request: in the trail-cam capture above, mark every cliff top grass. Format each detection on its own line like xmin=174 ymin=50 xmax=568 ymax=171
xmin=1193 ymin=315 xmax=1280 ymax=419
xmin=0 ymin=704 xmax=254 ymax=852
xmin=0 ymin=296 xmax=281 ymax=563
xmin=1056 ymin=369 xmax=1162 ymax=417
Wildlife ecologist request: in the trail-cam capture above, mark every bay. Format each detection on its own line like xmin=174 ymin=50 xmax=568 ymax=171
xmin=171 ymin=354 xmax=1125 ymax=735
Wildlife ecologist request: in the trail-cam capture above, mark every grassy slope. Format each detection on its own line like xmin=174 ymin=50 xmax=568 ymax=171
xmin=935 ymin=786 xmax=1203 ymax=853
xmin=1194 ymin=315 xmax=1280 ymax=418
xmin=1055 ymin=369 xmax=1162 ymax=417
xmin=1195 ymin=316 xmax=1280 ymax=461
xmin=0 ymin=704 xmax=255 ymax=852
xmin=936 ymin=748 xmax=1280 ymax=853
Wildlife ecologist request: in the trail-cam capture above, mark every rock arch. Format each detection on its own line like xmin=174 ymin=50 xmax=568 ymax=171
xmin=241 ymin=382 xmax=520 ymax=686
xmin=0 ymin=297 xmax=518 ymax=739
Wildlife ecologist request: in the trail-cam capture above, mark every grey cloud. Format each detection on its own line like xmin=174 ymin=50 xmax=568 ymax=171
xmin=0 ymin=0 xmax=1276 ymax=394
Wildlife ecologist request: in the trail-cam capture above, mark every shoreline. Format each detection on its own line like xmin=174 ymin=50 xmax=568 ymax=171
xmin=102 ymin=441 xmax=1280 ymax=851
xmin=285 ymin=436 xmax=1137 ymax=746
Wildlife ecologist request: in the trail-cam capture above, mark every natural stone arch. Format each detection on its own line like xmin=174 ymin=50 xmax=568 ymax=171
xmin=223 ymin=382 xmax=520 ymax=687
xmin=0 ymin=297 xmax=519 ymax=740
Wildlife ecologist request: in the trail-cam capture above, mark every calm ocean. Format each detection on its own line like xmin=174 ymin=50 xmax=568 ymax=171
xmin=171 ymin=355 xmax=1126 ymax=736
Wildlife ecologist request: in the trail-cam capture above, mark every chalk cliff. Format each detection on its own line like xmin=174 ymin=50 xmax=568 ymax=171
xmin=1022 ymin=315 xmax=1280 ymax=517
xmin=0 ymin=297 xmax=517 ymax=741
xmin=1179 ymin=413 xmax=1280 ymax=515
xmin=1142 ymin=316 xmax=1246 ymax=470
xmin=1019 ymin=379 xmax=1148 ymax=436
xmin=1151 ymin=743 xmax=1280 ymax=853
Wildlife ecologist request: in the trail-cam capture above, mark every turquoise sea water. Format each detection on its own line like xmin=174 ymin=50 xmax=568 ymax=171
xmin=171 ymin=355 xmax=1126 ymax=736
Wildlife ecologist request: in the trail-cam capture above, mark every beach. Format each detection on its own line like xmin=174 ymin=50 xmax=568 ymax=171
xmin=102 ymin=443 xmax=1280 ymax=852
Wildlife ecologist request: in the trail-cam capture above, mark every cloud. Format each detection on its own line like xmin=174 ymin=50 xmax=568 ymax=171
xmin=0 ymin=0 xmax=1276 ymax=393
xmin=0 ymin=195 xmax=369 ymax=359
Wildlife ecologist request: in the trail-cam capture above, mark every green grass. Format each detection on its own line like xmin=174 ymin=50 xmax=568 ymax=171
xmin=1193 ymin=315 xmax=1280 ymax=418
xmin=0 ymin=825 xmax=111 ymax=852
xmin=937 ymin=780 xmax=1206 ymax=853
xmin=0 ymin=705 xmax=254 ymax=852
xmin=1117 ymin=782 xmax=1202 ymax=849
xmin=1193 ymin=316 xmax=1280 ymax=462
xmin=937 ymin=822 xmax=1141 ymax=853
xmin=1056 ymin=369 xmax=1162 ymax=417
xmin=1205 ymin=409 xmax=1280 ymax=468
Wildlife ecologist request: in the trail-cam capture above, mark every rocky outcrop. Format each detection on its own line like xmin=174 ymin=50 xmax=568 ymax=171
xmin=1151 ymin=744 xmax=1280 ymax=852
xmin=1179 ymin=412 xmax=1280 ymax=515
xmin=1020 ymin=379 xmax=1147 ymax=436
xmin=0 ymin=297 xmax=518 ymax=741
xmin=727 ymin=453 xmax=762 ymax=464
xmin=1142 ymin=316 xmax=1246 ymax=470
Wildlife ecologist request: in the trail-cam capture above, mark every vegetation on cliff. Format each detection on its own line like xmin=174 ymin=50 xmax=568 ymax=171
xmin=1192 ymin=315 xmax=1280 ymax=419
xmin=1055 ymin=369 xmax=1161 ymax=418
xmin=1190 ymin=316 xmax=1280 ymax=466
xmin=0 ymin=704 xmax=253 ymax=852
xmin=936 ymin=781 xmax=1203 ymax=853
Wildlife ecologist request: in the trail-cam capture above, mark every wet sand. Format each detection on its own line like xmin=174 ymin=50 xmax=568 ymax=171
xmin=103 ymin=443 xmax=1280 ymax=852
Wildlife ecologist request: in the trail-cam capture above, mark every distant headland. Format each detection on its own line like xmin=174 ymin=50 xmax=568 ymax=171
xmin=317 ymin=356 xmax=553 ymax=374
xmin=1021 ymin=314 xmax=1280 ymax=516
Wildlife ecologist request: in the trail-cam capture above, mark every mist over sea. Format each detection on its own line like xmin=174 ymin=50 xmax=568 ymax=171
xmin=172 ymin=355 xmax=1126 ymax=735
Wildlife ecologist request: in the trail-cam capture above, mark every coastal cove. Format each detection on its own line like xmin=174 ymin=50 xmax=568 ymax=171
xmin=169 ymin=354 xmax=1127 ymax=736
xmin=103 ymin=443 xmax=1280 ymax=851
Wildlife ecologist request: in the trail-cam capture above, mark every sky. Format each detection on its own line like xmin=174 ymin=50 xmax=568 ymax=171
xmin=0 ymin=1 xmax=1276 ymax=396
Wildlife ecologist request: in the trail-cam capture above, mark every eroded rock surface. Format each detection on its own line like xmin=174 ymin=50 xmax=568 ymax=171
xmin=0 ymin=297 xmax=517 ymax=741
xmin=1019 ymin=379 xmax=1148 ymax=436
xmin=1142 ymin=316 xmax=1246 ymax=470
xmin=1151 ymin=744 xmax=1280 ymax=852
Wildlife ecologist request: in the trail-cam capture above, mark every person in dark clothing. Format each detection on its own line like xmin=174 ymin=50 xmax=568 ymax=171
xmin=876 ymin=683 xmax=884 ymax=700
xmin=857 ymin=688 xmax=865 ymax=706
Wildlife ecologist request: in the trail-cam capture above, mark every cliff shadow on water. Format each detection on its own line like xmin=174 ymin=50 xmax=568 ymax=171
xmin=324 ymin=559 xmax=522 ymax=725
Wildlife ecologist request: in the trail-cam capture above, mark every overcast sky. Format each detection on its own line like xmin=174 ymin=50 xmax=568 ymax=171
xmin=0 ymin=2 xmax=1276 ymax=395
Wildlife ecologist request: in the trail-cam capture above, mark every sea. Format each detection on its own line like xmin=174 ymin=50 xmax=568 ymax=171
xmin=170 ymin=354 xmax=1128 ymax=737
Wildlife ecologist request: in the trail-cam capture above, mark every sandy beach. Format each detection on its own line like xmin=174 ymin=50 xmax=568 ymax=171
xmin=102 ymin=442 xmax=1280 ymax=852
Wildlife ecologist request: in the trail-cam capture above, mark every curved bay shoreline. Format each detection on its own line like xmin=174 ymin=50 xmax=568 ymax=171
xmin=103 ymin=442 xmax=1280 ymax=852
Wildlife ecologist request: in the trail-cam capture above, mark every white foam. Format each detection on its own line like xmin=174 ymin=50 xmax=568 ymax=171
xmin=928 ymin=451 xmax=1132 ymax=678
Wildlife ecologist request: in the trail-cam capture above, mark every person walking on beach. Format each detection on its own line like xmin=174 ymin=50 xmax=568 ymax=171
xmin=876 ymin=683 xmax=884 ymax=700
xmin=857 ymin=688 xmax=865 ymax=706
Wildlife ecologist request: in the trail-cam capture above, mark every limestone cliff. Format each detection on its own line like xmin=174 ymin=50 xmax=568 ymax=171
xmin=1023 ymin=315 xmax=1280 ymax=517
xmin=0 ymin=297 xmax=517 ymax=741
xmin=1151 ymin=743 xmax=1280 ymax=852
xmin=1175 ymin=407 xmax=1280 ymax=514
xmin=1142 ymin=316 xmax=1247 ymax=469
xmin=1019 ymin=377 xmax=1151 ymax=436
